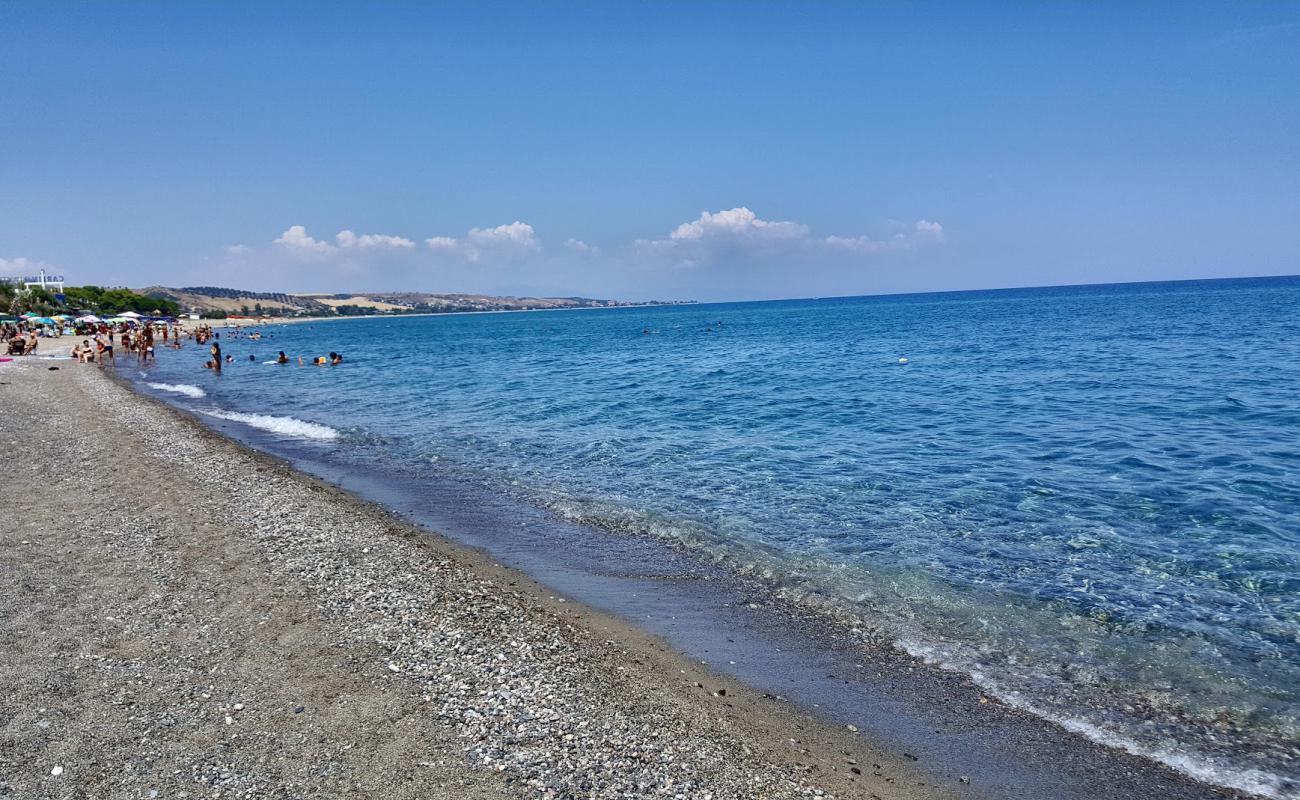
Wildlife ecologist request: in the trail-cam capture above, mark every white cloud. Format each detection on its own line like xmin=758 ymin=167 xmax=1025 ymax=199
xmin=467 ymin=221 xmax=538 ymax=248
xmin=336 ymin=230 xmax=415 ymax=249
xmin=271 ymin=225 xmax=416 ymax=258
xmin=234 ymin=209 xmax=941 ymax=285
xmin=635 ymin=207 xmax=945 ymax=268
xmin=914 ymin=220 xmax=945 ymax=241
xmin=669 ymin=207 xmax=809 ymax=242
xmin=424 ymin=236 xmax=459 ymax=250
xmin=565 ymin=238 xmax=598 ymax=255
xmin=273 ymin=225 xmax=335 ymax=254
xmin=425 ymin=221 xmax=540 ymax=263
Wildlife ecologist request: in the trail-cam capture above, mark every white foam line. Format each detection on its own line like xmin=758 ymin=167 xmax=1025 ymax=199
xmin=147 ymin=382 xmax=206 ymax=399
xmin=199 ymin=408 xmax=339 ymax=441
xmin=895 ymin=637 xmax=1292 ymax=799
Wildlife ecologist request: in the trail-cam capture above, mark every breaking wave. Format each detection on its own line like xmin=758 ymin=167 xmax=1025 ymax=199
xmin=199 ymin=408 xmax=339 ymax=441
xmin=147 ymin=382 xmax=206 ymax=398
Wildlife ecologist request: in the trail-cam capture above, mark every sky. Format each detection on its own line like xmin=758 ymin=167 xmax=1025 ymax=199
xmin=1 ymin=2 xmax=1297 ymax=302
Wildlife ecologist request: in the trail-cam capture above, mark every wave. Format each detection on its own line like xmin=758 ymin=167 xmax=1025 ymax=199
xmin=199 ymin=408 xmax=340 ymax=440
xmin=147 ymin=382 xmax=206 ymax=398
xmin=896 ymin=636 xmax=1296 ymax=799
xmin=531 ymin=488 xmax=1297 ymax=799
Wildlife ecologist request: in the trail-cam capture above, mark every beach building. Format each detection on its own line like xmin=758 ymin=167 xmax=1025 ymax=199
xmin=0 ymin=269 xmax=66 ymax=294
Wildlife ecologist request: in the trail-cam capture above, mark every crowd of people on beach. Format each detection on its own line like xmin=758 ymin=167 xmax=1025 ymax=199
xmin=4 ymin=316 xmax=343 ymax=371
xmin=61 ymin=319 xmax=183 ymax=365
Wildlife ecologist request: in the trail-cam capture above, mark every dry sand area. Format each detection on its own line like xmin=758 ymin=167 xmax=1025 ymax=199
xmin=0 ymin=359 xmax=959 ymax=800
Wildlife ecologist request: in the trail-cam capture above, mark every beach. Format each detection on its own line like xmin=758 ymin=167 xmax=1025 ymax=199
xmin=5 ymin=285 xmax=1283 ymax=799
xmin=5 ymin=2 xmax=1293 ymax=796
xmin=1 ymin=358 xmax=953 ymax=799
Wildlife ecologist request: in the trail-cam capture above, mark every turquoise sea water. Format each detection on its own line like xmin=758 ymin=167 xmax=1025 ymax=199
xmin=139 ymin=277 xmax=1300 ymax=797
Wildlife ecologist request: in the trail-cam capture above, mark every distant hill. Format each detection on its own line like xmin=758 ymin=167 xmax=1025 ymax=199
xmin=138 ymin=286 xmax=687 ymax=318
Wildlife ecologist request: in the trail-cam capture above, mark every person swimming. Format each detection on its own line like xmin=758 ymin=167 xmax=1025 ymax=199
xmin=329 ymin=352 xmax=343 ymax=365
xmin=277 ymin=351 xmax=289 ymax=364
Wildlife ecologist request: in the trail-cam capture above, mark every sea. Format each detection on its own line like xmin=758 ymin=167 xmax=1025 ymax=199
xmin=135 ymin=276 xmax=1300 ymax=798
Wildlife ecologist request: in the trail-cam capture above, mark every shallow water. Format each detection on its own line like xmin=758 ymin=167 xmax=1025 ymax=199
xmin=138 ymin=276 xmax=1300 ymax=797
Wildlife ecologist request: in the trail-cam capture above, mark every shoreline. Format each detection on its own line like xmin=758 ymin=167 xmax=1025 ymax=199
xmin=2 ymin=359 xmax=951 ymax=799
xmin=142 ymin=374 xmax=1248 ymax=800
xmin=1 ymin=355 xmax=1255 ymax=799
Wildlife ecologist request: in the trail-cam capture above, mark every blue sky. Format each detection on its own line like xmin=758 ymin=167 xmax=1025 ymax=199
xmin=1 ymin=2 xmax=1297 ymax=301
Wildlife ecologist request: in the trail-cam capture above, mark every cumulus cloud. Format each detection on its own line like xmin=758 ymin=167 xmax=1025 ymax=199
xmin=669 ymin=207 xmax=809 ymax=242
xmin=336 ymin=230 xmax=415 ymax=249
xmin=425 ymin=221 xmax=540 ymax=263
xmin=232 ymin=208 xmax=941 ymax=288
xmin=634 ymin=207 xmax=945 ymax=268
xmin=564 ymin=238 xmax=598 ymax=255
xmin=273 ymin=225 xmax=335 ymax=254
xmin=271 ymin=225 xmax=417 ymax=258
xmin=468 ymin=221 xmax=538 ymax=248
xmin=914 ymin=220 xmax=945 ymax=241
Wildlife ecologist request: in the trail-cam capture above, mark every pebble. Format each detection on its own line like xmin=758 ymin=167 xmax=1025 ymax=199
xmin=2 ymin=365 xmax=840 ymax=800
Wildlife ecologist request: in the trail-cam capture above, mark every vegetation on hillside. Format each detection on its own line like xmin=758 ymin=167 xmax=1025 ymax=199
xmin=1 ymin=282 xmax=181 ymax=316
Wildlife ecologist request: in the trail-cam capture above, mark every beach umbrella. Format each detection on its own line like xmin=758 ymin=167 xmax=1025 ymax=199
xmin=117 ymin=310 xmax=144 ymax=318
xmin=28 ymin=316 xmax=56 ymax=325
xmin=106 ymin=317 xmax=131 ymax=324
xmin=0 ymin=314 xmax=17 ymax=322
xmin=76 ymin=314 xmax=102 ymax=323
xmin=52 ymin=314 xmax=72 ymax=320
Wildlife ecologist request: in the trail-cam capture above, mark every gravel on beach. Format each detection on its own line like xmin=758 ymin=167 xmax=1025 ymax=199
xmin=1 ymin=361 xmax=948 ymax=799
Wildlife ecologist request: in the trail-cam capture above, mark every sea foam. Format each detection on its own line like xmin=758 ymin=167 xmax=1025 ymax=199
xmin=200 ymin=409 xmax=340 ymax=440
xmin=147 ymin=382 xmax=206 ymax=398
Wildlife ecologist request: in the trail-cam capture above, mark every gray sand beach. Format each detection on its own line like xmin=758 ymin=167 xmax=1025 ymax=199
xmin=1 ymin=359 xmax=955 ymax=799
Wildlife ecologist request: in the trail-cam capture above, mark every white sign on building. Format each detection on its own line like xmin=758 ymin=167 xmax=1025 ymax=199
xmin=1 ymin=270 xmax=65 ymax=292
